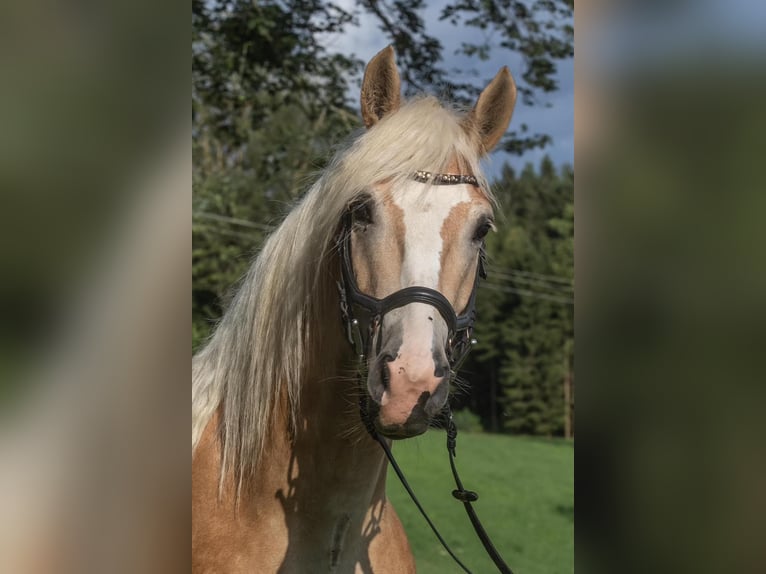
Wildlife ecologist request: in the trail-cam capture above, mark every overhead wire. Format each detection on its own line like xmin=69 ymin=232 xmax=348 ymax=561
xmin=482 ymin=283 xmax=574 ymax=305
xmin=193 ymin=211 xmax=274 ymax=232
xmin=490 ymin=267 xmax=572 ymax=285
xmin=486 ymin=270 xmax=573 ymax=293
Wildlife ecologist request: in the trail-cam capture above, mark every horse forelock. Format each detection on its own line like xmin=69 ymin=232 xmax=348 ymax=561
xmin=191 ymin=96 xmax=493 ymax=498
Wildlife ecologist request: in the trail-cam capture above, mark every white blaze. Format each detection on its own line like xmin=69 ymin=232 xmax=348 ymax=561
xmin=392 ymin=180 xmax=471 ymax=287
xmin=390 ymin=181 xmax=472 ymax=360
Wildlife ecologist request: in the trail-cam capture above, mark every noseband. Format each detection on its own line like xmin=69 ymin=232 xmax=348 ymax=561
xmin=334 ymin=172 xmax=514 ymax=574
xmin=335 ymin=175 xmax=486 ymax=371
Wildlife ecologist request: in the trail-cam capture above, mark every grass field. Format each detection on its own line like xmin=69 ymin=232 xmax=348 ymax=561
xmin=386 ymin=431 xmax=573 ymax=574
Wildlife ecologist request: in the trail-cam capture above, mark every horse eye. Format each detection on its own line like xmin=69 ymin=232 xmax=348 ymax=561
xmin=473 ymin=220 xmax=494 ymax=241
xmin=349 ymin=197 xmax=374 ymax=226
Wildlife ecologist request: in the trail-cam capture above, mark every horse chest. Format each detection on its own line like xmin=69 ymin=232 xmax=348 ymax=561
xmin=275 ymin=504 xmax=412 ymax=574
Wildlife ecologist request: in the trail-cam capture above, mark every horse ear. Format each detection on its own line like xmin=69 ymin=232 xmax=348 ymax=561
xmin=360 ymin=46 xmax=402 ymax=128
xmin=464 ymin=67 xmax=517 ymax=154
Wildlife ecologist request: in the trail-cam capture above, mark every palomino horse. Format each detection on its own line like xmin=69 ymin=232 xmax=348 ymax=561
xmin=192 ymin=46 xmax=517 ymax=573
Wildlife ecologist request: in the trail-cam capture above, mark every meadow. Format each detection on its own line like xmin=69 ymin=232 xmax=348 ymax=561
xmin=386 ymin=431 xmax=573 ymax=574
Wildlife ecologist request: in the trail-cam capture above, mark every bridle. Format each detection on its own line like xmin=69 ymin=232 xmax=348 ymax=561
xmin=335 ymin=200 xmax=485 ymax=372
xmin=334 ymin=172 xmax=514 ymax=574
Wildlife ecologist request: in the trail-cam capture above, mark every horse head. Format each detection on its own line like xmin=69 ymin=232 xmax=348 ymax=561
xmin=342 ymin=46 xmax=517 ymax=439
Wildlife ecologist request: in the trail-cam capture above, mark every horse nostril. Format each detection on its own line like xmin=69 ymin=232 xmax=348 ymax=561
xmin=379 ymin=353 xmax=395 ymax=387
xmin=433 ymin=359 xmax=450 ymax=379
xmin=380 ymin=361 xmax=391 ymax=390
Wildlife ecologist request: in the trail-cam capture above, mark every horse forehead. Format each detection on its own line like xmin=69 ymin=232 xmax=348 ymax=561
xmin=386 ymin=181 xmax=476 ymax=235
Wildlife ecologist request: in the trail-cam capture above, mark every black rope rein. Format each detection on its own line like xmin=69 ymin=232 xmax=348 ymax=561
xmin=446 ymin=414 xmax=513 ymax=574
xmin=360 ymin=397 xmax=513 ymax=574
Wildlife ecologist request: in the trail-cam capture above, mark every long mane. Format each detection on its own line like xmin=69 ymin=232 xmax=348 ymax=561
xmin=192 ymin=96 xmax=494 ymax=494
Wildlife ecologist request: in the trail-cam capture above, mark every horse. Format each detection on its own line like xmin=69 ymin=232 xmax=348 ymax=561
xmin=192 ymin=46 xmax=517 ymax=573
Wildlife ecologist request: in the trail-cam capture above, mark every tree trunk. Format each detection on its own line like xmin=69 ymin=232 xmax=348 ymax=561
xmin=563 ymin=369 xmax=573 ymax=439
xmin=490 ymin=366 xmax=498 ymax=433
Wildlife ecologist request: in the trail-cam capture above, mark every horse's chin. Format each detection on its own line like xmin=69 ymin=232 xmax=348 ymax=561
xmin=373 ymin=418 xmax=430 ymax=440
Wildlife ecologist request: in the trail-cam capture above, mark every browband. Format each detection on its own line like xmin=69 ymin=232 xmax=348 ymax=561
xmin=412 ymin=171 xmax=479 ymax=186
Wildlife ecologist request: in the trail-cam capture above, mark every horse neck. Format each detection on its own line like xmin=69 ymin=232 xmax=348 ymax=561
xmin=257 ymin=259 xmax=389 ymax=527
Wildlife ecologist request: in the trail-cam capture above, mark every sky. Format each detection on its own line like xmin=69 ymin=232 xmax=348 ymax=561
xmin=320 ymin=1 xmax=574 ymax=177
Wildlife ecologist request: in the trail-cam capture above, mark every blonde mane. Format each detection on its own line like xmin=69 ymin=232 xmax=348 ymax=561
xmin=192 ymin=96 xmax=493 ymax=494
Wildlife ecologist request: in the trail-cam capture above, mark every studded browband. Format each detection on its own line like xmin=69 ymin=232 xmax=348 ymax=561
xmin=412 ymin=171 xmax=479 ymax=186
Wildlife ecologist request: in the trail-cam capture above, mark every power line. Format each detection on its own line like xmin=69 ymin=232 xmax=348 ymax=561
xmin=489 ymin=267 xmax=572 ymax=285
xmin=487 ymin=271 xmax=574 ymax=293
xmin=482 ymin=282 xmax=574 ymax=305
xmin=193 ymin=211 xmax=274 ymax=232
xmin=193 ymin=222 xmax=259 ymax=242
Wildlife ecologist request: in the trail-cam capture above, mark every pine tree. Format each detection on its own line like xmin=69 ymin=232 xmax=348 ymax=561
xmin=466 ymin=158 xmax=573 ymax=436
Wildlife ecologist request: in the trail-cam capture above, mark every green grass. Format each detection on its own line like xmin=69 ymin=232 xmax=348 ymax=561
xmin=386 ymin=431 xmax=573 ymax=574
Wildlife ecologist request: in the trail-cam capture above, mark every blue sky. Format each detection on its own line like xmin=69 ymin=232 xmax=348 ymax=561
xmin=321 ymin=1 xmax=574 ymax=176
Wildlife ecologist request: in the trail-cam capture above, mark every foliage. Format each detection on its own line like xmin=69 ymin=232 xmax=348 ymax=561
xmin=387 ymin=430 xmax=573 ymax=574
xmin=192 ymin=0 xmax=359 ymax=157
xmin=192 ymin=97 xmax=359 ymax=348
xmin=192 ymin=0 xmax=573 ymax=160
xmin=450 ymin=408 xmax=484 ymax=433
xmin=457 ymin=159 xmax=574 ymax=436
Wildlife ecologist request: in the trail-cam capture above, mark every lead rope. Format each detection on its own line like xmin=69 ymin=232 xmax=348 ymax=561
xmin=360 ymin=397 xmax=472 ymax=573
xmin=446 ymin=411 xmax=513 ymax=574
xmin=360 ymin=396 xmax=514 ymax=574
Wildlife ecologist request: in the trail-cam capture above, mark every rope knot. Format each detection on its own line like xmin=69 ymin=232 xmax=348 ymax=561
xmin=447 ymin=419 xmax=458 ymax=455
xmin=452 ymin=489 xmax=479 ymax=503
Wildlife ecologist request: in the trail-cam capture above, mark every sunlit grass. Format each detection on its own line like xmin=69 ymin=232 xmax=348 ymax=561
xmin=387 ymin=431 xmax=573 ymax=574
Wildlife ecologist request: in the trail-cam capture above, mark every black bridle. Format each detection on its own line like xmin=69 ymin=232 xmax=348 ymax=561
xmin=336 ymin=207 xmax=484 ymax=370
xmin=335 ymin=173 xmax=514 ymax=574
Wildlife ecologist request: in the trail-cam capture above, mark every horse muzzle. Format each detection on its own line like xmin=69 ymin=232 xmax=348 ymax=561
xmin=365 ymin=313 xmax=451 ymax=439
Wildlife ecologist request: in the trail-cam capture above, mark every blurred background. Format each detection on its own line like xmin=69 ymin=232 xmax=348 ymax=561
xmin=578 ymin=1 xmax=766 ymax=573
xmin=1 ymin=0 xmax=764 ymax=572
